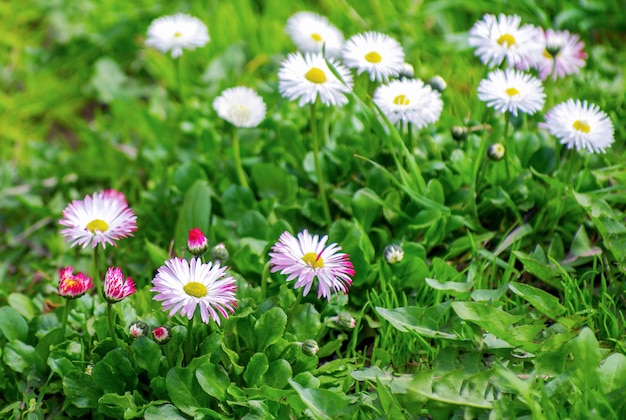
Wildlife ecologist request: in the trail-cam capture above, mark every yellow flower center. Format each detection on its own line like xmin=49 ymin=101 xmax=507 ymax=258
xmin=573 ymin=120 xmax=591 ymax=133
xmin=64 ymin=279 xmax=78 ymax=289
xmin=393 ymin=94 xmax=410 ymax=106
xmin=497 ymin=33 xmax=516 ymax=47
xmin=365 ymin=51 xmax=382 ymax=63
xmin=305 ymin=67 xmax=327 ymax=84
xmin=302 ymin=252 xmax=324 ymax=269
xmin=542 ymin=49 xmax=553 ymax=59
xmin=228 ymin=105 xmax=251 ymax=124
xmin=86 ymin=219 xmax=108 ymax=233
xmin=174 ymin=32 xmax=182 ymax=38
xmin=505 ymin=87 xmax=520 ymax=97
xmin=183 ymin=281 xmax=208 ymax=298
xmin=311 ymin=33 xmax=322 ymax=42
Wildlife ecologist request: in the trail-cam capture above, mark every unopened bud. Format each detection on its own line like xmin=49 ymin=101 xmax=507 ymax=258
xmin=488 ymin=143 xmax=505 ymax=161
xmin=301 ymin=339 xmax=319 ymax=356
xmin=211 ymin=243 xmax=229 ymax=264
xmin=426 ymin=75 xmax=447 ymax=93
xmin=152 ymin=326 xmax=172 ymax=344
xmin=187 ymin=227 xmax=209 ymax=257
xmin=384 ymin=244 xmax=404 ymax=264
xmin=398 ymin=63 xmax=414 ymax=79
xmin=129 ymin=321 xmax=150 ymax=338
xmin=337 ymin=312 xmax=357 ymax=329
xmin=451 ymin=126 xmax=468 ymax=141
xmin=85 ymin=364 xmax=94 ymax=376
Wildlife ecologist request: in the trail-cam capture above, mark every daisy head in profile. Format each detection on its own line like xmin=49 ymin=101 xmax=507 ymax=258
xmin=59 ymin=189 xmax=137 ymax=249
xmin=213 ymin=86 xmax=266 ymax=128
xmin=286 ymin=11 xmax=344 ymax=58
xmin=269 ymin=229 xmax=355 ymax=300
xmin=534 ymin=29 xmax=587 ymax=81
xmin=542 ymin=99 xmax=614 ymax=154
xmin=342 ymin=31 xmax=405 ymax=82
xmin=477 ymin=69 xmax=545 ymax=117
xmin=278 ymin=52 xmax=353 ymax=107
xmin=146 ymin=13 xmax=210 ymax=58
xmin=468 ymin=13 xmax=543 ymax=70
xmin=373 ymin=78 xmax=444 ymax=129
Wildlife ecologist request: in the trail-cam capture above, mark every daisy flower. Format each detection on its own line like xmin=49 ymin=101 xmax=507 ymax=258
xmin=103 ymin=266 xmax=136 ymax=303
xmin=269 ymin=230 xmax=355 ymax=300
xmin=535 ymin=29 xmax=587 ymax=81
xmin=468 ymin=13 xmax=543 ymax=70
xmin=59 ymin=189 xmax=137 ymax=249
xmin=151 ymin=257 xmax=238 ymax=325
xmin=213 ymin=86 xmax=266 ymax=128
xmin=373 ymin=79 xmax=443 ymax=129
xmin=187 ymin=227 xmax=209 ymax=257
xmin=58 ymin=266 xmax=93 ymax=298
xmin=542 ymin=99 xmax=615 ymax=153
xmin=477 ymin=69 xmax=545 ymax=116
xmin=286 ymin=11 xmax=344 ymax=58
xmin=342 ymin=31 xmax=405 ymax=82
xmin=146 ymin=13 xmax=210 ymax=58
xmin=278 ymin=52 xmax=353 ymax=106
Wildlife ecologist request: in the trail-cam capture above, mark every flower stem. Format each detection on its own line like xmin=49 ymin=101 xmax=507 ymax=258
xmin=310 ymin=102 xmax=332 ymax=226
xmin=285 ymin=290 xmax=303 ymax=332
xmin=184 ymin=315 xmax=195 ymax=366
xmin=175 ymin=57 xmax=185 ymax=108
xmin=92 ymin=247 xmax=102 ymax=300
xmin=60 ymin=298 xmax=72 ymax=340
xmin=503 ymin=112 xmax=512 ymax=178
xmin=232 ymin=127 xmax=249 ymax=189
xmin=106 ymin=302 xmax=119 ymax=347
xmin=260 ymin=261 xmax=271 ymax=301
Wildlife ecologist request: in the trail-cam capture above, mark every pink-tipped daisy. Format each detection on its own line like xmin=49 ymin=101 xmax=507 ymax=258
xmin=535 ymin=29 xmax=587 ymax=81
xmin=286 ymin=11 xmax=344 ymax=58
xmin=146 ymin=13 xmax=210 ymax=58
xmin=342 ymin=31 xmax=405 ymax=82
xmin=58 ymin=266 xmax=93 ymax=298
xmin=187 ymin=227 xmax=209 ymax=257
xmin=268 ymin=229 xmax=355 ymax=300
xmin=477 ymin=69 xmax=545 ymax=116
xmin=373 ymin=79 xmax=444 ymax=129
xmin=151 ymin=257 xmax=238 ymax=325
xmin=59 ymin=189 xmax=137 ymax=249
xmin=278 ymin=52 xmax=353 ymax=107
xmin=542 ymin=99 xmax=615 ymax=154
xmin=468 ymin=13 xmax=543 ymax=70
xmin=103 ymin=266 xmax=136 ymax=303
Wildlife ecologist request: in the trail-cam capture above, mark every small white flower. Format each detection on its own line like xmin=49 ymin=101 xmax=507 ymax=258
xmin=286 ymin=11 xmax=344 ymax=58
xmin=468 ymin=14 xmax=543 ymax=70
xmin=213 ymin=86 xmax=266 ymax=128
xmin=343 ymin=31 xmax=405 ymax=82
xmin=373 ymin=79 xmax=443 ymax=129
xmin=542 ymin=99 xmax=614 ymax=154
xmin=278 ymin=52 xmax=353 ymax=107
xmin=146 ymin=13 xmax=210 ymax=58
xmin=477 ymin=69 xmax=545 ymax=116
xmin=535 ymin=29 xmax=587 ymax=81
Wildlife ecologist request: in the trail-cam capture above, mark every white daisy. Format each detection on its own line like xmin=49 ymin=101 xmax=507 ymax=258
xmin=373 ymin=79 xmax=443 ymax=129
xmin=542 ymin=99 xmax=615 ymax=153
xmin=477 ymin=69 xmax=545 ymax=116
xmin=278 ymin=52 xmax=353 ymax=107
xmin=286 ymin=11 xmax=344 ymax=58
xmin=342 ymin=31 xmax=405 ymax=82
xmin=146 ymin=13 xmax=210 ymax=58
xmin=535 ymin=29 xmax=587 ymax=81
xmin=213 ymin=86 xmax=266 ymax=128
xmin=468 ymin=14 xmax=543 ymax=70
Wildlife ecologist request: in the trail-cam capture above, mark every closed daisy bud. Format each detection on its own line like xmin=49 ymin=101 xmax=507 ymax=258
xmin=384 ymin=244 xmax=404 ymax=264
xmin=488 ymin=143 xmax=506 ymax=161
xmin=426 ymin=75 xmax=447 ymax=93
xmin=301 ymin=339 xmax=320 ymax=356
xmin=337 ymin=312 xmax=357 ymax=329
xmin=398 ymin=62 xmax=415 ymax=79
xmin=152 ymin=326 xmax=172 ymax=344
xmin=210 ymin=243 xmax=229 ymax=264
xmin=129 ymin=321 xmax=150 ymax=338
xmin=103 ymin=266 xmax=136 ymax=303
xmin=451 ymin=126 xmax=469 ymax=141
xmin=187 ymin=227 xmax=209 ymax=257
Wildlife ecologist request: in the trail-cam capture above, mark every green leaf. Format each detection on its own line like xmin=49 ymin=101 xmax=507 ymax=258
xmin=166 ymin=367 xmax=214 ymax=416
xmin=3 ymin=340 xmax=36 ymax=373
xmin=262 ymin=359 xmax=292 ymax=389
xmin=63 ymin=370 xmax=102 ymax=409
xmin=508 ymin=282 xmax=566 ymax=318
xmin=236 ymin=210 xmax=269 ymax=240
xmin=145 ymin=239 xmax=171 ymax=267
xmin=98 ymin=392 xmax=139 ymax=419
xmin=352 ymin=188 xmax=382 ymax=231
xmin=244 ymin=352 xmax=269 ymax=387
xmin=251 ymin=163 xmax=298 ymax=201
xmin=451 ymin=302 xmax=525 ymax=345
xmin=598 ymin=353 xmax=626 ymax=394
xmin=7 ymin=293 xmax=37 ymax=320
xmin=131 ymin=336 xmax=162 ymax=378
xmin=513 ymin=250 xmax=562 ymax=289
xmin=254 ymin=307 xmax=287 ymax=351
xmin=0 ymin=306 xmax=28 ymax=341
xmin=222 ymin=185 xmax=255 ymax=220
xmin=288 ymin=303 xmax=321 ymax=340
xmin=567 ymin=327 xmax=601 ymax=391
xmin=196 ymin=363 xmax=230 ymax=401
xmin=374 ymin=377 xmax=406 ymax=418
xmin=288 ymin=378 xmax=350 ymax=420
xmin=92 ymin=349 xmax=138 ymax=394
xmin=174 ymin=180 xmax=212 ymax=252
xmin=425 ymin=277 xmax=473 ymax=295
xmin=376 ymin=303 xmax=458 ymax=340
xmin=144 ymin=404 xmax=186 ymax=420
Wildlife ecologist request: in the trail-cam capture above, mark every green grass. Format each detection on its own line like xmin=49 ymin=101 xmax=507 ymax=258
xmin=2 ymin=0 xmax=626 ymax=418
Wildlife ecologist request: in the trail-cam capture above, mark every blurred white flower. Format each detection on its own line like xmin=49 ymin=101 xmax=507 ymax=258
xmin=477 ymin=69 xmax=545 ymax=116
xmin=373 ymin=79 xmax=443 ymax=129
xmin=213 ymin=86 xmax=266 ymax=128
xmin=146 ymin=13 xmax=210 ymax=58
xmin=535 ymin=29 xmax=587 ymax=81
xmin=343 ymin=31 xmax=405 ymax=82
xmin=286 ymin=11 xmax=344 ymax=58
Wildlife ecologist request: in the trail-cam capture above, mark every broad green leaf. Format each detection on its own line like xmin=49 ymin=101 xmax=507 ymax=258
xmin=196 ymin=363 xmax=230 ymax=401
xmin=451 ymin=302 xmax=524 ymax=345
xmin=244 ymin=352 xmax=269 ymax=387
xmin=289 ymin=378 xmax=350 ymax=419
xmin=3 ymin=340 xmax=37 ymax=373
xmin=376 ymin=303 xmax=458 ymax=340
xmin=251 ymin=163 xmax=297 ymax=202
xmin=374 ymin=377 xmax=405 ymax=418
xmin=92 ymin=349 xmax=138 ymax=394
xmin=48 ymin=349 xmax=76 ymax=377
xmin=236 ymin=210 xmax=268 ymax=240
xmin=63 ymin=370 xmax=102 ymax=409
xmin=513 ymin=250 xmax=562 ymax=289
xmin=262 ymin=359 xmax=292 ymax=389
xmin=166 ymin=367 xmax=214 ymax=416
xmin=288 ymin=303 xmax=321 ymax=340
xmin=352 ymin=188 xmax=382 ymax=231
xmin=131 ymin=336 xmax=162 ymax=378
xmin=222 ymin=185 xmax=255 ymax=220
xmin=0 ymin=306 xmax=28 ymax=341
xmin=408 ymin=370 xmax=492 ymax=410
xmin=567 ymin=327 xmax=601 ymax=391
xmin=144 ymin=404 xmax=186 ymax=420
xmin=425 ymin=277 xmax=473 ymax=294
xmin=254 ymin=307 xmax=287 ymax=351
xmin=174 ymin=180 xmax=212 ymax=252
xmin=598 ymin=353 xmax=626 ymax=394
xmin=7 ymin=293 xmax=37 ymax=320
xmin=98 ymin=392 xmax=139 ymax=419
xmin=172 ymin=161 xmax=208 ymax=194
xmin=509 ymin=282 xmax=566 ymax=318
xmin=145 ymin=239 xmax=170 ymax=267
